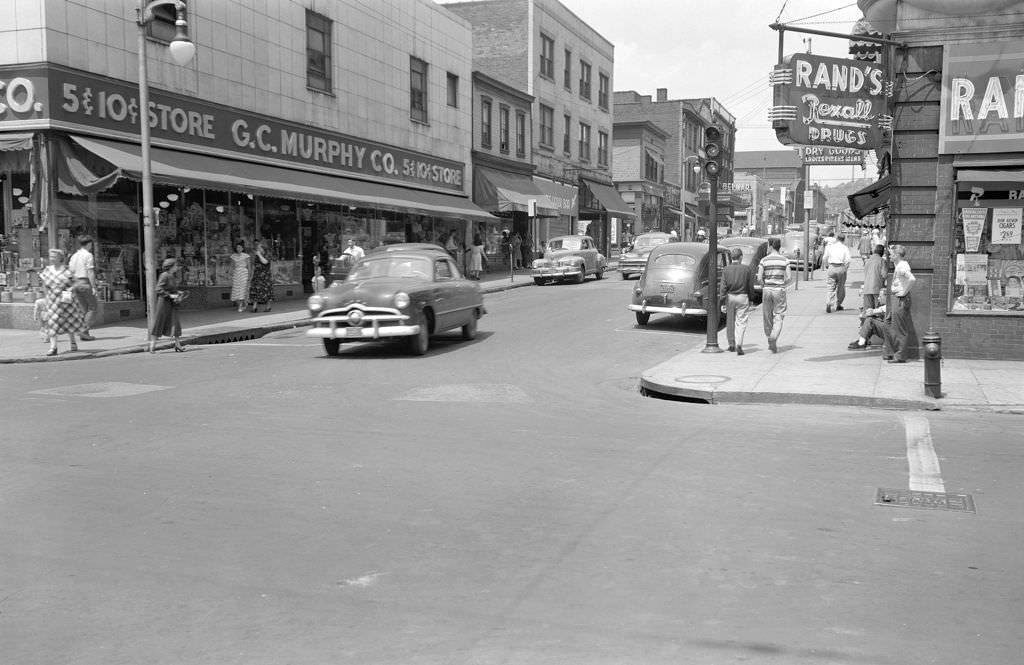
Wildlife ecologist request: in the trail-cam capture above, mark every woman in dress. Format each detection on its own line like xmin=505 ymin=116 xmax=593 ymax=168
xmin=248 ymin=240 xmax=274 ymax=312
xmin=468 ymin=234 xmax=484 ymax=280
xmin=229 ymin=240 xmax=251 ymax=312
xmin=40 ymin=248 xmax=86 ymax=356
xmin=149 ymin=258 xmax=186 ymax=353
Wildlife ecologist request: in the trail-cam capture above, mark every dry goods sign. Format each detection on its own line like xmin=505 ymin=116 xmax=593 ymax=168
xmin=770 ymin=53 xmax=893 ymax=150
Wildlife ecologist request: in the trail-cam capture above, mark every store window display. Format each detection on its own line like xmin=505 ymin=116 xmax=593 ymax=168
xmin=951 ymin=174 xmax=1024 ymax=314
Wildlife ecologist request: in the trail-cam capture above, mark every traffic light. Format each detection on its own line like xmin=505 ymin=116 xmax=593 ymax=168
xmin=703 ymin=125 xmax=722 ymax=178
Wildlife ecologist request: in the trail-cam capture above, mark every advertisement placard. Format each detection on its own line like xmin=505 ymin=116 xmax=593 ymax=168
xmin=769 ymin=53 xmax=892 ymax=150
xmin=794 ymin=146 xmax=866 ymax=166
xmin=941 ymin=43 xmax=1024 ymax=154
xmin=991 ymin=207 xmax=1023 ymax=245
xmin=961 ymin=207 xmax=988 ymax=252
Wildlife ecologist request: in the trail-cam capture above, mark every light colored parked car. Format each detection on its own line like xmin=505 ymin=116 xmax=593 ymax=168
xmin=628 ymin=242 xmax=729 ymax=326
xmin=532 ymin=235 xmax=607 ymax=285
xmin=618 ymin=232 xmax=673 ymax=279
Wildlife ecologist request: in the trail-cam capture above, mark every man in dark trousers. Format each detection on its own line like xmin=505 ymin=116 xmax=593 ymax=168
xmin=723 ymin=247 xmax=754 ymax=355
xmin=861 ymin=244 xmax=887 ymax=311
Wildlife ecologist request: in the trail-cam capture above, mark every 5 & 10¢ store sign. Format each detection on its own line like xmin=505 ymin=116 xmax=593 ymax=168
xmin=0 ymin=64 xmax=465 ymax=193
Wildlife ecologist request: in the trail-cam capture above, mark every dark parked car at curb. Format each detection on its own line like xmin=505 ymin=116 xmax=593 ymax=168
xmin=531 ymin=235 xmax=607 ymax=285
xmin=628 ymin=242 xmax=729 ymax=326
xmin=618 ymin=231 xmax=673 ymax=279
xmin=307 ymin=248 xmax=485 ymax=356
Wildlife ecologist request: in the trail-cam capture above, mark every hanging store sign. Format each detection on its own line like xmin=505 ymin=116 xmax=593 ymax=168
xmin=940 ymin=43 xmax=1024 ymax=154
xmin=769 ymin=53 xmax=892 ymax=150
xmin=0 ymin=64 xmax=466 ymax=193
xmin=794 ymin=146 xmax=866 ymax=166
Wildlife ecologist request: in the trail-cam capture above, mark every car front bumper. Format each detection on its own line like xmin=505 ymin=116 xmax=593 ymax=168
xmin=533 ymin=266 xmax=582 ymax=279
xmin=307 ymin=316 xmax=421 ymax=340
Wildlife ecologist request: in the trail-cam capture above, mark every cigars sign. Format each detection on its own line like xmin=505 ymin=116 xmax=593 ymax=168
xmin=770 ymin=53 xmax=893 ymax=150
xmin=0 ymin=64 xmax=465 ymax=192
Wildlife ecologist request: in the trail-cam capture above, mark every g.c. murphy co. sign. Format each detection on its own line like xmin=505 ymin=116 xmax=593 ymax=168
xmin=769 ymin=53 xmax=892 ymax=150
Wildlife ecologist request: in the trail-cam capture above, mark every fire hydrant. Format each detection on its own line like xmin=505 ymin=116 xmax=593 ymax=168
xmin=922 ymin=329 xmax=942 ymax=398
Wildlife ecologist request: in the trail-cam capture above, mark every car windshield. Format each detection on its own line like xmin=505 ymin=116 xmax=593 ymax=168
xmin=348 ymin=256 xmax=432 ymax=280
xmin=548 ymin=237 xmax=582 ymax=251
xmin=635 ymin=236 xmax=668 ymax=248
xmin=653 ymin=253 xmax=697 ymax=268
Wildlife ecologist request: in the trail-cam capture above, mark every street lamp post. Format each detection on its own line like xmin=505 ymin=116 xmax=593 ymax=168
xmin=137 ymin=0 xmax=195 ymax=332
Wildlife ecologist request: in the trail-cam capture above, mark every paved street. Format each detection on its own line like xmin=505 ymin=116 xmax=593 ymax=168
xmin=2 ymin=278 xmax=1023 ymax=665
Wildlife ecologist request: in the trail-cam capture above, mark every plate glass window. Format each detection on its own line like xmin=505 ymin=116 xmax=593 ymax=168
xmin=579 ymin=60 xmax=591 ymax=101
xmin=578 ymin=122 xmax=591 ymax=162
xmin=410 ymin=56 xmax=428 ymax=123
xmin=539 ymin=104 xmax=554 ymax=147
xmin=540 ymin=34 xmax=555 ymax=79
xmin=515 ymin=111 xmax=527 ymax=157
xmin=499 ymin=105 xmax=510 ymax=154
xmin=446 ymin=73 xmax=459 ymax=108
xmin=306 ymin=10 xmax=332 ymax=93
xmin=481 ymin=97 xmax=492 ymax=148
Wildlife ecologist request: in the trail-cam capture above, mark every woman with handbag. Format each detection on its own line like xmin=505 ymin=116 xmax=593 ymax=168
xmin=248 ymin=240 xmax=274 ymax=312
xmin=148 ymin=258 xmax=187 ymax=353
xmin=40 ymin=248 xmax=86 ymax=356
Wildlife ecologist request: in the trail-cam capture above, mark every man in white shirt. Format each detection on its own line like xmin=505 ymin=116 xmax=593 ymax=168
xmin=68 ymin=234 xmax=97 ymax=340
xmin=342 ymin=239 xmax=364 ymax=262
xmin=888 ymin=245 xmax=917 ymax=363
xmin=821 ymin=233 xmax=851 ymax=313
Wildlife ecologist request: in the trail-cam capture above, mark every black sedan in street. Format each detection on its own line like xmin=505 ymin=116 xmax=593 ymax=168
xmin=307 ymin=248 xmax=485 ymax=356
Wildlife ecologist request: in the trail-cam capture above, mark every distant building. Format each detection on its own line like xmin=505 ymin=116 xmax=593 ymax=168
xmin=447 ymin=0 xmax=634 ymax=255
xmin=611 ymin=120 xmax=675 ymax=239
xmin=614 ymin=88 xmax=737 ymax=240
xmin=734 ymin=150 xmax=804 ymax=233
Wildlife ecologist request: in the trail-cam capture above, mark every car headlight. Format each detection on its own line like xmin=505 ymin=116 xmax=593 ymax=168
xmin=329 ymin=280 xmax=343 ymax=288
xmin=394 ymin=291 xmax=410 ymax=309
xmin=308 ymin=295 xmax=324 ymax=312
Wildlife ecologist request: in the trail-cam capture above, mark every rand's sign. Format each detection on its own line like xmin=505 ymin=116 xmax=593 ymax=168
xmin=940 ymin=43 xmax=1024 ymax=154
xmin=769 ymin=53 xmax=892 ymax=150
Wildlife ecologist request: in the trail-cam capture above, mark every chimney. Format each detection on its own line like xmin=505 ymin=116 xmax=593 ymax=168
xmin=656 ymin=88 xmax=668 ymax=102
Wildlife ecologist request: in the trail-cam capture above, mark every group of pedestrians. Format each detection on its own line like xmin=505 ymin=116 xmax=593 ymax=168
xmin=500 ymin=231 xmax=534 ymax=270
xmin=229 ymin=239 xmax=276 ymax=313
xmin=722 ymin=235 xmax=917 ymax=363
xmin=36 ymin=235 xmax=98 ymax=356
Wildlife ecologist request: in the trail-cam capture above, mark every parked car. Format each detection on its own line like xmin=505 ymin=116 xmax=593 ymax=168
xmin=719 ymin=236 xmax=771 ymax=306
xmin=532 ymin=235 xmax=607 ymax=285
xmin=628 ymin=242 xmax=730 ymax=326
xmin=307 ymin=248 xmax=484 ymax=356
xmin=780 ymin=230 xmax=821 ymax=270
xmin=618 ymin=231 xmax=673 ymax=279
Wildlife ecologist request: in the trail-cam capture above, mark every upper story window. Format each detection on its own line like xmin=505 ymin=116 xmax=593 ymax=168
xmin=410 ymin=56 xmax=428 ymax=123
xmin=147 ymin=4 xmax=177 ymax=42
xmin=579 ymin=60 xmax=592 ymax=101
xmin=598 ymin=72 xmax=609 ymax=110
xmin=644 ymin=150 xmax=660 ymax=182
xmin=540 ymin=33 xmax=555 ymax=80
xmin=446 ymin=73 xmax=459 ymax=107
xmin=563 ymin=114 xmax=572 ymax=154
xmin=539 ymin=104 xmax=554 ymax=147
xmin=480 ymin=97 xmax=492 ymax=148
xmin=499 ymin=105 xmax=510 ymax=154
xmin=578 ymin=121 xmax=591 ymax=162
xmin=306 ymin=10 xmax=332 ymax=93
xmin=597 ymin=131 xmax=608 ymax=166
xmin=563 ymin=49 xmax=572 ymax=90
xmin=515 ymin=111 xmax=527 ymax=157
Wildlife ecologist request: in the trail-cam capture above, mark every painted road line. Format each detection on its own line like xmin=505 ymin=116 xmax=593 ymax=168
xmin=902 ymin=415 xmax=945 ymax=492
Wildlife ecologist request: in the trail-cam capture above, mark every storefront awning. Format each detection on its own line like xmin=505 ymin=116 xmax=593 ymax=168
xmin=665 ymin=206 xmax=684 ymax=217
xmin=847 ymin=175 xmax=890 ymax=219
xmin=955 ymin=168 xmax=1024 ymax=190
xmin=473 ymin=167 xmax=559 ymax=216
xmin=532 ymin=176 xmax=578 ymax=217
xmin=0 ymin=132 xmax=33 ymax=151
xmin=69 ymin=136 xmax=498 ymax=223
xmin=581 ymin=178 xmax=636 ymax=218
xmin=684 ymin=202 xmax=699 ymax=221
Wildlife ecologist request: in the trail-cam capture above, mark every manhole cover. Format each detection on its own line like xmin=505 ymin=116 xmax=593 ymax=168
xmin=875 ymin=488 xmax=976 ymax=513
xmin=29 ymin=382 xmax=171 ymax=398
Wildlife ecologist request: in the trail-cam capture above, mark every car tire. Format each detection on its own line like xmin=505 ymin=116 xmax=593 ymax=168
xmin=595 ymin=267 xmax=604 ymax=280
xmin=322 ymin=339 xmax=341 ymax=356
xmin=635 ymin=312 xmax=650 ymax=326
xmin=576 ymin=269 xmax=586 ymax=284
xmin=462 ymin=313 xmax=478 ymax=340
xmin=533 ymin=278 xmax=546 ymax=286
xmin=408 ymin=316 xmax=431 ymax=355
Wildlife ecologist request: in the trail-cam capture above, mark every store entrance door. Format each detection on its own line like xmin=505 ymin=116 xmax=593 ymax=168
xmin=300 ymin=218 xmax=317 ymax=293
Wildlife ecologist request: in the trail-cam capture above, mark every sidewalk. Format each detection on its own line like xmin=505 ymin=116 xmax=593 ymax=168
xmin=640 ymin=262 xmax=1024 ymax=413
xmin=0 ymin=268 xmax=536 ymax=364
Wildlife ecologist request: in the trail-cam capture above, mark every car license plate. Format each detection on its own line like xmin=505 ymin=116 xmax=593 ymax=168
xmin=345 ymin=327 xmax=363 ymax=338
xmin=659 ymin=282 xmax=675 ymax=294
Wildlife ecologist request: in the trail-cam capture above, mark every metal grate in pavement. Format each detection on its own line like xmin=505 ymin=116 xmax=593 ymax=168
xmin=875 ymin=488 xmax=976 ymax=513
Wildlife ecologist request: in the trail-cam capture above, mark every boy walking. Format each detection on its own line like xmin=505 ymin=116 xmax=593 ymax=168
xmin=757 ymin=237 xmax=791 ymax=353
